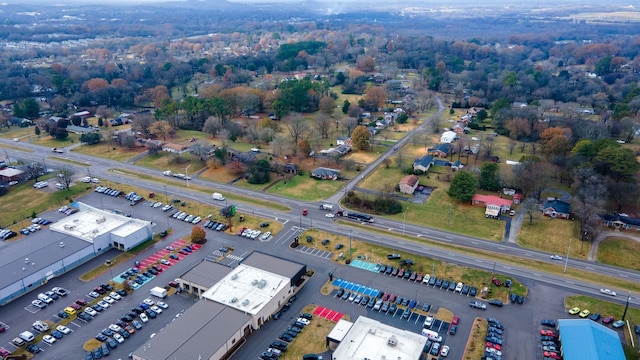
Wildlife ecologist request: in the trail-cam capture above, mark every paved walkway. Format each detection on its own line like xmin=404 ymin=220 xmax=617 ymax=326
xmin=588 ymin=230 xmax=640 ymax=261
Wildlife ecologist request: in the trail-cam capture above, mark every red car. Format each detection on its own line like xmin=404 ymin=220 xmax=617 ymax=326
xmin=69 ymin=303 xmax=81 ymax=310
xmin=602 ymin=316 xmax=614 ymax=324
xmin=382 ymin=293 xmax=389 ymax=301
xmin=416 ymin=273 xmax=423 ymax=282
xmin=452 ymin=316 xmax=459 ymax=325
xmin=486 ymin=342 xmax=501 ymax=351
xmin=397 ymin=268 xmax=405 ymax=278
xmin=544 ymin=351 xmax=561 ymax=359
xmin=389 ymin=294 xmax=397 ymax=303
xmin=492 ymin=277 xmax=502 ymax=286
xmin=236 ymin=227 xmax=246 ymax=236
xmin=75 ymin=298 xmax=87 ymax=306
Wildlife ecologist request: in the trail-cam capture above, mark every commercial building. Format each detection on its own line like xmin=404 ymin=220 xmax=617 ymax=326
xmin=557 ymin=319 xmax=625 ymax=360
xmin=330 ymin=316 xmax=428 ymax=360
xmin=132 ymin=252 xmax=306 ymax=360
xmin=0 ymin=202 xmax=152 ymax=305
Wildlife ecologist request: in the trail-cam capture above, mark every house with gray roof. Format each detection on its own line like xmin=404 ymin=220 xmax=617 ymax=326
xmin=311 ymin=167 xmax=340 ymax=180
xmin=412 ymin=155 xmax=434 ymax=173
xmin=543 ymin=198 xmax=571 ymax=219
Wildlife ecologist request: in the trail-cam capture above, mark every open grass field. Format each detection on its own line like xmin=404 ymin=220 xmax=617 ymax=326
xmin=135 ymin=152 xmax=207 ymax=175
xmin=516 ymin=212 xmax=588 ymax=259
xmin=0 ymin=181 xmax=88 ymax=229
xmin=267 ymin=173 xmax=343 ymax=201
xmin=72 ymin=142 xmax=146 ymax=162
xmin=360 ymin=166 xmax=406 ymax=192
xmin=198 ymin=165 xmax=241 ymax=184
xmin=32 ymin=133 xmax=80 ymax=148
xmin=597 ymin=237 xmax=640 ymax=271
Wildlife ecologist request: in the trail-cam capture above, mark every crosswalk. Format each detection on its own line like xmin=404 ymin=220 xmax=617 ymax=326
xmin=206 ymin=251 xmax=244 ymax=262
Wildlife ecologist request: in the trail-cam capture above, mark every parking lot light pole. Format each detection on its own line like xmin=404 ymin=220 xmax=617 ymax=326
xmin=402 ymin=207 xmax=408 ymax=236
xmin=185 ymin=165 xmax=191 ymax=188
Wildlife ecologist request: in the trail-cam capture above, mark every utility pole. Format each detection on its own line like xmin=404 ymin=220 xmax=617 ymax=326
xmin=622 ymin=291 xmax=631 ymax=321
xmin=402 ymin=207 xmax=408 ymax=236
xmin=348 ymin=230 xmax=352 ymax=258
xmin=564 ymin=238 xmax=571 ymax=273
xmin=185 ymin=165 xmax=191 ymax=188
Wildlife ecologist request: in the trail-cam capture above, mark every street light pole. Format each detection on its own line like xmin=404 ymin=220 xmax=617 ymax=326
xmin=402 ymin=207 xmax=408 ymax=236
xmin=563 ymin=238 xmax=572 ymax=273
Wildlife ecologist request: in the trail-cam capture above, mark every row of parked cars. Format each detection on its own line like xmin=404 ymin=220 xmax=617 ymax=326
xmin=94 ymin=186 xmax=123 ymax=197
xmin=539 ymin=319 xmax=562 ymax=360
xmin=237 ymin=227 xmax=269 ymax=240
xmin=265 ymin=313 xmax=313 ymax=359
xmin=0 ymin=228 xmax=17 ymax=240
xmin=485 ymin=317 xmax=506 ymax=360
xmin=30 ymin=286 xmax=70 ymax=309
xmin=204 ymin=220 xmax=227 ymax=231
xmin=58 ymin=205 xmax=79 ymax=215
xmin=88 ymin=298 xmax=168 ymax=360
xmin=171 ymin=211 xmax=201 ymax=224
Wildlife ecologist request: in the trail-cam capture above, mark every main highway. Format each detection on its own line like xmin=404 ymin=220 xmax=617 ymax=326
xmin=2 ymin=120 xmax=640 ymax=308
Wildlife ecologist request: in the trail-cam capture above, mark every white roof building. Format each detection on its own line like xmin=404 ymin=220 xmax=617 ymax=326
xmin=440 ymin=130 xmax=457 ymax=143
xmin=331 ymin=316 xmax=427 ymax=360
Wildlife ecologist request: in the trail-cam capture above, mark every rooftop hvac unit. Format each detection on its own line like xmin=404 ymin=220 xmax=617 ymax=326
xmin=387 ymin=335 xmax=397 ymax=347
xmin=60 ymin=242 xmax=64 ymax=247
xmin=96 ymin=216 xmax=106 ymax=223
xmin=368 ymin=328 xmax=376 ymax=334
xmin=230 ymin=297 xmax=238 ymax=303
xmin=231 ymin=274 xmax=238 ymax=280
xmin=241 ymin=299 xmax=249 ymax=306
xmin=25 ymin=258 xmax=29 ymax=263
xmin=251 ymin=279 xmax=258 ymax=286
xmin=257 ymin=279 xmax=267 ymax=289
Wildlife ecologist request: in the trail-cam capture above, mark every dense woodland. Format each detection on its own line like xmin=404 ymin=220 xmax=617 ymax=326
xmin=1 ymin=1 xmax=640 ymax=241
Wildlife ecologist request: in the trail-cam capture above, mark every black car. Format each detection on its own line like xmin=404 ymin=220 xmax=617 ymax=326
xmin=489 ymin=299 xmax=504 ymax=307
xmin=462 ymin=284 xmax=470 ymax=294
xmin=117 ymin=289 xmax=128 ymax=296
xmin=57 ymin=310 xmax=69 ymax=319
xmin=146 ymin=309 xmax=157 ymax=318
xmin=541 ymin=319 xmax=557 ymax=327
xmin=152 ymin=265 xmax=163 ymax=273
xmin=435 ymin=278 xmax=443 ymax=287
xmin=78 ymin=312 xmax=92 ymax=321
xmin=270 ymin=341 xmax=288 ymax=351
xmin=422 ymin=303 xmax=432 ymax=312
xmin=336 ymin=288 xmax=345 ymax=298
xmin=26 ymin=344 xmax=42 ymax=354
xmin=516 ymin=295 xmax=525 ymax=304
xmin=95 ymin=333 xmax=108 ymax=342
xmin=102 ymin=328 xmax=115 ymax=337
xmin=148 ymin=268 xmax=158 ymax=275
xmin=260 ymin=222 xmax=270 ymax=228
xmin=118 ymin=329 xmax=130 ymax=338
xmin=378 ymin=264 xmax=387 ymax=273
xmin=92 ymin=304 xmax=104 ymax=312
xmin=387 ymin=253 xmax=401 ymax=260
xmin=449 ymin=325 xmax=457 ymax=335
xmin=278 ymin=333 xmax=293 ymax=342
xmin=300 ymin=313 xmax=313 ymax=320
xmin=116 ymin=320 xmax=127 ymax=328
xmin=442 ymin=279 xmax=450 ymax=289
xmin=101 ymin=283 xmax=113 ymax=291
xmin=121 ymin=315 xmax=134 ymax=323
xmin=469 ymin=286 xmax=477 ymax=296
xmin=428 ymin=276 xmax=437 ymax=286
xmin=385 ymin=266 xmax=394 ymax=275
xmin=510 ymin=293 xmax=518 ymax=303
xmin=169 ymin=254 xmax=179 ymax=260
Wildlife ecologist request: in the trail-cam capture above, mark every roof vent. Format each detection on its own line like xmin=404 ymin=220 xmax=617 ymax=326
xmin=60 ymin=242 xmax=64 ymax=248
xmin=257 ymin=279 xmax=267 ymax=289
xmin=231 ymin=274 xmax=238 ymax=280
xmin=387 ymin=335 xmax=397 ymax=347
xmin=368 ymin=328 xmax=376 ymax=334
xmin=251 ymin=279 xmax=258 ymax=286
xmin=25 ymin=258 xmax=29 ymax=263
xmin=242 ymin=299 xmax=249 ymax=306
xmin=230 ymin=297 xmax=238 ymax=303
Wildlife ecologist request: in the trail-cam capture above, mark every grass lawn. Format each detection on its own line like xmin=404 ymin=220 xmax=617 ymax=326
xmin=360 ymin=166 xmax=405 ymax=192
xmin=517 ymin=213 xmax=588 ymax=259
xmin=135 ymin=152 xmax=207 ymax=174
xmin=49 ymin=156 xmax=91 ymax=167
xmin=32 ymin=133 xmax=81 ymax=148
xmin=0 ymin=126 xmax=32 ymax=139
xmin=73 ymin=142 xmax=146 ymax=162
xmin=0 ymin=181 xmax=89 ymax=229
xmin=267 ymin=173 xmax=344 ymax=201
xmin=198 ymin=165 xmax=241 ymax=184
xmin=463 ymin=318 xmax=489 ymax=360
xmin=597 ymin=237 xmax=640 ymax=271
xmin=283 ymin=304 xmax=337 ymax=359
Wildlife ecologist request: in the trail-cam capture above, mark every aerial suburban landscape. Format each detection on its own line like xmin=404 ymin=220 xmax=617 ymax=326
xmin=0 ymin=0 xmax=639 ymax=359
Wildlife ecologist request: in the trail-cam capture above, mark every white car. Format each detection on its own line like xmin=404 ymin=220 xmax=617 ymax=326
xmin=84 ymin=307 xmax=98 ymax=316
xmin=600 ymin=288 xmax=616 ymax=296
xmin=160 ymin=259 xmax=171 ymax=266
xmin=440 ymin=345 xmax=449 ymax=357
xmin=56 ymin=325 xmax=71 ymax=334
xmin=143 ymin=298 xmax=155 ymax=306
xmin=109 ymin=292 xmax=122 ymax=301
xmin=109 ymin=324 xmax=122 ymax=333
xmin=113 ymin=333 xmax=125 ymax=344
xmin=42 ymin=335 xmax=56 ymax=345
xmin=103 ymin=296 xmax=115 ymax=304
xmin=424 ymin=315 xmax=434 ymax=328
xmin=260 ymin=231 xmax=271 ymax=240
xmin=550 ymin=254 xmax=563 ymax=261
xmin=91 ymin=178 xmax=100 ymax=183
xmin=80 ymin=176 xmax=91 ymax=183
xmin=88 ymin=291 xmax=100 ymax=299
xmin=139 ymin=313 xmax=149 ymax=323
xmin=31 ymin=299 xmax=46 ymax=308
xmin=296 ymin=317 xmax=310 ymax=325
xmin=325 ymin=213 xmax=335 ymax=218
xmin=157 ymin=301 xmax=168 ymax=309
xmin=98 ymin=300 xmax=110 ymax=308
xmin=151 ymin=305 xmax=162 ymax=314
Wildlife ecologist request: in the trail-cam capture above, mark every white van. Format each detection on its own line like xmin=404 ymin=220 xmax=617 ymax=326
xmin=421 ymin=329 xmax=442 ymax=342
xmin=37 ymin=293 xmax=53 ymax=304
xmin=212 ymin=193 xmax=225 ymax=201
xmin=19 ymin=331 xmax=35 ymax=342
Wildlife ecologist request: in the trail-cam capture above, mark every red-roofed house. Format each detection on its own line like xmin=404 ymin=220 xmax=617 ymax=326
xmin=472 ymin=194 xmax=513 ymax=219
xmin=398 ymin=175 xmax=419 ymax=195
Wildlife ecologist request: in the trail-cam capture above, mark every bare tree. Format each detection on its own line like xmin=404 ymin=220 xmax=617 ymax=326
xmin=202 ymin=116 xmax=223 ymax=138
xmin=131 ymin=113 xmax=154 ymax=138
xmin=481 ymin=137 xmax=496 ymax=158
xmin=190 ymin=140 xmax=211 ymax=161
xmin=608 ymin=181 xmax=639 ymax=212
xmin=283 ymin=113 xmax=309 ymax=146
xmin=57 ymin=167 xmax=75 ymax=190
xmin=508 ymin=141 xmax=516 ymax=155
xmin=530 ymin=142 xmax=538 ymax=154
xmin=521 ymin=197 xmax=537 ymax=225
xmin=313 ymin=113 xmax=332 ymax=139
xmin=342 ymin=117 xmax=359 ymax=137
xmin=395 ymin=152 xmax=404 ymax=169
xmin=25 ymin=162 xmax=45 ymax=183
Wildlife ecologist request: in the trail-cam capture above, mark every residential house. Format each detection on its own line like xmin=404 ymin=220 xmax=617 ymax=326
xmin=336 ymin=137 xmax=352 ymax=146
xmin=451 ymin=161 xmax=463 ymax=171
xmin=162 ymin=143 xmax=191 ymax=154
xmin=428 ymin=143 xmax=452 ymax=158
xmin=513 ymin=193 xmax=522 ymax=205
xmin=451 ymin=122 xmax=466 ymax=134
xmin=601 ymin=213 xmax=640 ymax=231
xmin=399 ymin=175 xmax=420 ymax=195
xmin=283 ymin=163 xmax=298 ymax=174
xmin=310 ymin=167 xmax=340 ymax=180
xmin=334 ymin=145 xmax=351 ymax=156
xmin=440 ymin=131 xmax=457 ymax=144
xmin=413 ymin=155 xmax=434 ymax=173
xmin=67 ymin=125 xmax=98 ymax=135
xmin=542 ymin=199 xmax=571 ymax=219
xmin=367 ymin=126 xmax=377 ymax=136
xmin=472 ymin=194 xmax=513 ymax=218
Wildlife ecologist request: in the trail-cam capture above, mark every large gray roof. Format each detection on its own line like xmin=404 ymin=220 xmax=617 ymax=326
xmin=0 ymin=230 xmax=90 ymax=289
xmin=241 ymin=251 xmax=305 ymax=280
xmin=180 ymin=260 xmax=232 ymax=288
xmin=133 ymin=300 xmax=251 ymax=360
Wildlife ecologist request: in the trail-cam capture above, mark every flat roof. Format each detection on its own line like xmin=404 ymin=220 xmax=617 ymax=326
xmin=327 ymin=318 xmax=353 ymax=342
xmin=0 ymin=168 xmax=24 ymax=177
xmin=0 ymin=231 xmax=91 ymax=289
xmin=332 ymin=316 xmax=427 ymax=360
xmin=133 ymin=300 xmax=251 ymax=360
xmin=558 ymin=319 xmax=625 ymax=360
xmin=240 ymin=251 xmax=305 ymax=280
xmin=50 ymin=202 xmax=147 ymax=242
xmin=180 ymin=260 xmax=233 ymax=289
xmin=201 ymin=263 xmax=289 ymax=315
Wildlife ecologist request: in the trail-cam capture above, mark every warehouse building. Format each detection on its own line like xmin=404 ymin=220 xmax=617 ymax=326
xmin=132 ymin=252 xmax=306 ymax=360
xmin=0 ymin=202 xmax=152 ymax=305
